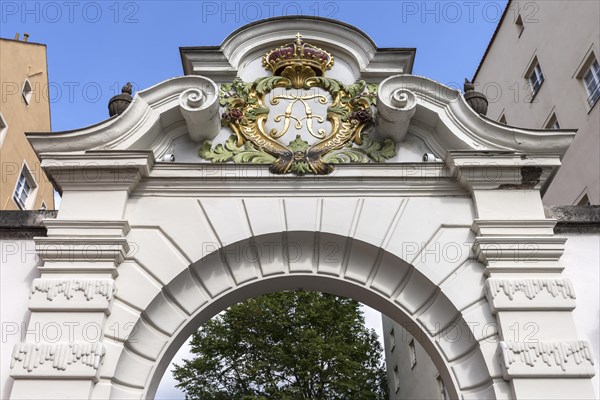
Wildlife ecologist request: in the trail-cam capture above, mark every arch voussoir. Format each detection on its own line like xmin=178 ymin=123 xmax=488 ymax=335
xmin=98 ymin=231 xmax=497 ymax=400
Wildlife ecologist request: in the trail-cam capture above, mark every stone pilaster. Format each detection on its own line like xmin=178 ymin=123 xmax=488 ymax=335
xmin=448 ymin=151 xmax=596 ymax=399
xmin=9 ymin=153 xmax=153 ymax=400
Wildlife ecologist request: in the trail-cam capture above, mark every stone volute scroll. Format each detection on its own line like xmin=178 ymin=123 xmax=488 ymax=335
xmin=179 ymin=78 xmax=220 ymax=142
xmin=376 ymin=75 xmax=417 ymax=142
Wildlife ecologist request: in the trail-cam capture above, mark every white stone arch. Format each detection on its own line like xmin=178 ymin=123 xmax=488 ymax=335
xmin=9 ymin=16 xmax=595 ymax=400
xmin=99 ymin=230 xmax=503 ymax=400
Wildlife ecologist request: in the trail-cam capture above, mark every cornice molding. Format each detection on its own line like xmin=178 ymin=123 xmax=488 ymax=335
xmin=447 ymin=151 xmax=562 ymax=192
xmin=43 ymin=219 xmax=131 ymax=237
xmin=472 ymin=219 xmax=557 ymax=236
xmin=473 ymin=235 xmax=566 ymax=272
xmin=132 ymin=162 xmax=468 ymax=197
xmin=40 ymin=151 xmax=154 ymax=193
xmin=34 ymin=237 xmax=130 ymax=264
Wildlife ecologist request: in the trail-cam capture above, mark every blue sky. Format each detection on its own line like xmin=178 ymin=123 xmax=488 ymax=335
xmin=2 ymin=0 xmax=508 ymax=131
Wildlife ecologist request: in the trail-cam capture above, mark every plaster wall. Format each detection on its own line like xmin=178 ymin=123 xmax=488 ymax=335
xmin=561 ymin=232 xmax=600 ymax=395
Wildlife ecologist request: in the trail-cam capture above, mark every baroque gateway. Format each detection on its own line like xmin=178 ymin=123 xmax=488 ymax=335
xmin=4 ymin=17 xmax=597 ymax=400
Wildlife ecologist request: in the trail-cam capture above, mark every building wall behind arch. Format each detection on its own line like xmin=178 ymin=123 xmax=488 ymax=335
xmin=473 ymin=1 xmax=600 ymax=205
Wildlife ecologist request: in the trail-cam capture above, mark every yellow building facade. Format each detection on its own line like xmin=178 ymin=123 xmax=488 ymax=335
xmin=0 ymin=37 xmax=54 ymax=210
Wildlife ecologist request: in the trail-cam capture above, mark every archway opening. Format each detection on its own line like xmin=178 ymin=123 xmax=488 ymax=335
xmin=156 ymin=290 xmax=395 ymax=399
xmin=140 ymin=275 xmax=458 ymax=399
xmin=108 ymin=232 xmax=495 ymax=400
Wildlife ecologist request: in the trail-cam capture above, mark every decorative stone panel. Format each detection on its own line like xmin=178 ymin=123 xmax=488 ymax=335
xmin=10 ymin=342 xmax=105 ymax=380
xmin=499 ymin=341 xmax=595 ymax=379
xmin=29 ymin=279 xmax=116 ymax=312
xmin=485 ymin=278 xmax=576 ymax=312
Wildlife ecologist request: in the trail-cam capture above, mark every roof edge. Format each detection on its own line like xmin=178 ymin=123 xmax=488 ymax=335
xmin=0 ymin=37 xmax=47 ymax=47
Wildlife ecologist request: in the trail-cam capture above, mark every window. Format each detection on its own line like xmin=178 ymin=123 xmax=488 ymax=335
xmin=40 ymin=202 xmax=47 ymax=210
xmin=527 ymin=61 xmax=544 ymax=97
xmin=577 ymin=194 xmax=590 ymax=206
xmin=13 ymin=165 xmax=36 ymax=209
xmin=498 ymin=113 xmax=507 ymax=124
xmin=22 ymin=79 xmax=33 ymax=105
xmin=515 ymin=14 xmax=524 ymax=37
xmin=437 ymin=375 xmax=448 ymax=400
xmin=393 ymin=365 xmax=400 ymax=392
xmin=389 ymin=328 xmax=396 ymax=351
xmin=0 ymin=111 xmax=7 ymax=146
xmin=545 ymin=113 xmax=560 ymax=129
xmin=583 ymin=60 xmax=600 ymax=108
xmin=409 ymin=339 xmax=417 ymax=368
xmin=574 ymin=49 xmax=600 ymax=110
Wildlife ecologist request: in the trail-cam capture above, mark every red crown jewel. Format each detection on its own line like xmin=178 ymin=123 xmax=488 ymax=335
xmin=263 ymin=33 xmax=334 ymax=76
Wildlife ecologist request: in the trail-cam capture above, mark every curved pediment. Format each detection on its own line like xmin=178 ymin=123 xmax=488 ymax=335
xmin=27 ymin=75 xmax=574 ymax=161
xmin=180 ymin=16 xmax=416 ymax=84
xmin=27 ymin=17 xmax=574 ymax=181
xmin=377 ymin=75 xmax=575 ymax=158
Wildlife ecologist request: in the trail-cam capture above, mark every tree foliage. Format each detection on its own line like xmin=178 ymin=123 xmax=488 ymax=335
xmin=173 ymin=291 xmax=388 ymax=400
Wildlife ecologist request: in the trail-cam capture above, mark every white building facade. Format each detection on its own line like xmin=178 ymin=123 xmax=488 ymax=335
xmin=473 ymin=0 xmax=600 ymax=206
xmin=1 ymin=17 xmax=597 ymax=400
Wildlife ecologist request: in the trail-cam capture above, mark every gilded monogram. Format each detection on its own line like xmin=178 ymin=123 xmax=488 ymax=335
xmin=200 ymin=34 xmax=394 ymax=175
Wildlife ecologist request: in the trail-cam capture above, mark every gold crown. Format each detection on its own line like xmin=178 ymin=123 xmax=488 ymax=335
xmin=262 ymin=33 xmax=334 ymax=76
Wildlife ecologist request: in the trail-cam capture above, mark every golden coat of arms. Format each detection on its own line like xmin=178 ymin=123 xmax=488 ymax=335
xmin=200 ymin=34 xmax=395 ymax=174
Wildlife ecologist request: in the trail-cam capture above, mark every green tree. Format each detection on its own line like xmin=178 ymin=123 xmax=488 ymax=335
xmin=173 ymin=291 xmax=388 ymax=400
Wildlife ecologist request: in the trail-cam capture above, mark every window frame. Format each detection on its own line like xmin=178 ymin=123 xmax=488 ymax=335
xmin=544 ymin=111 xmax=561 ymax=130
xmin=12 ymin=163 xmax=37 ymax=210
xmin=573 ymin=46 xmax=600 ymax=112
xmin=0 ymin=111 xmax=7 ymax=147
xmin=583 ymin=60 xmax=600 ymax=108
xmin=498 ymin=113 xmax=507 ymax=124
xmin=515 ymin=14 xmax=524 ymax=38
xmin=408 ymin=338 xmax=417 ymax=369
xmin=393 ymin=364 xmax=400 ymax=393
xmin=22 ymin=79 xmax=33 ymax=105
xmin=577 ymin=194 xmax=591 ymax=206
xmin=527 ymin=62 xmax=544 ymax=98
xmin=436 ymin=375 xmax=448 ymax=400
